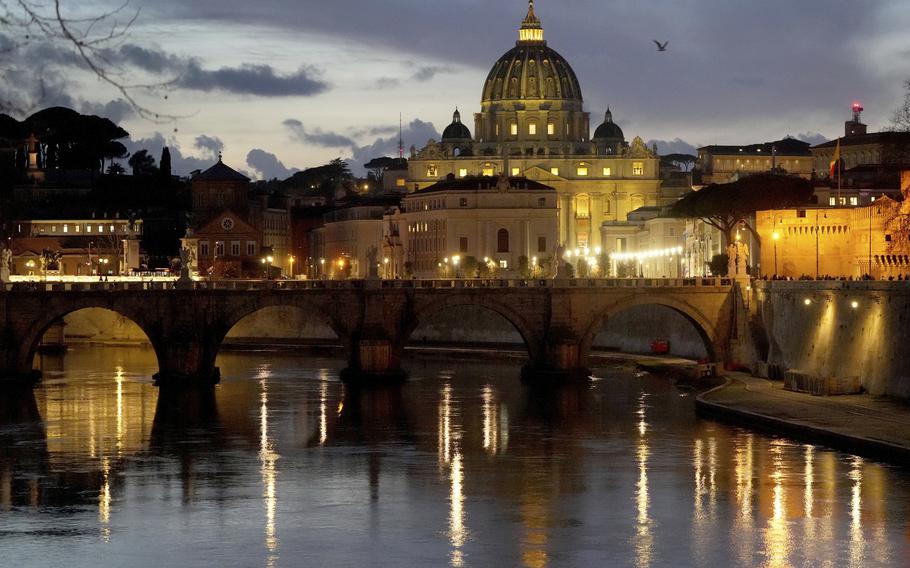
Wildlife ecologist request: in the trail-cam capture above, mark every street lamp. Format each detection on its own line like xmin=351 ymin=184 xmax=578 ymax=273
xmin=320 ymin=258 xmax=325 ymax=278
xmin=772 ymin=231 xmax=780 ymax=277
xmin=289 ymin=255 xmax=295 ymax=278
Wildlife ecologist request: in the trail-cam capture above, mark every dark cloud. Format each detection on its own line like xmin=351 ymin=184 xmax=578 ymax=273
xmin=648 ymin=138 xmax=699 ymax=156
xmin=81 ymin=99 xmax=135 ymax=124
xmin=412 ymin=66 xmax=449 ymax=82
xmin=194 ymin=135 xmax=224 ymax=158
xmin=284 ymin=119 xmax=356 ymax=148
xmin=349 ymin=118 xmax=440 ymax=173
xmin=176 ymin=62 xmax=327 ymax=97
xmin=246 ymin=149 xmax=299 ymax=180
xmin=110 ymin=43 xmax=329 ymax=97
xmin=122 ymin=133 xmax=217 ymax=176
xmin=376 ymin=77 xmax=400 ymax=89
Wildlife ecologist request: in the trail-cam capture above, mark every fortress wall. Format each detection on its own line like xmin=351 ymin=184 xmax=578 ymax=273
xmin=756 ymin=281 xmax=910 ymax=399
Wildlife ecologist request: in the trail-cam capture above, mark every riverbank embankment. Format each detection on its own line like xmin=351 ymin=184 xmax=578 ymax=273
xmin=698 ymin=373 xmax=910 ymax=465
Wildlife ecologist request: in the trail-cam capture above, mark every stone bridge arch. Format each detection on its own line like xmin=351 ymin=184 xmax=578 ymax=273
xmin=212 ymin=293 xmax=353 ymax=361
xmin=579 ymin=293 xmax=728 ymax=364
xmin=17 ymin=297 xmax=162 ymax=379
xmin=402 ymin=294 xmax=546 ymax=362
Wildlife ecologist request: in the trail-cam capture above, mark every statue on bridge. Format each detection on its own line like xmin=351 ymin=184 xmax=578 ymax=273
xmin=366 ymin=246 xmax=380 ymax=279
xmin=554 ymin=244 xmax=568 ymax=279
xmin=0 ymin=243 xmax=11 ymax=282
xmin=726 ymin=241 xmax=750 ymax=280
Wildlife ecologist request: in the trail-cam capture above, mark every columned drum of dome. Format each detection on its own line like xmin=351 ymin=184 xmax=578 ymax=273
xmin=474 ymin=0 xmax=589 ymax=146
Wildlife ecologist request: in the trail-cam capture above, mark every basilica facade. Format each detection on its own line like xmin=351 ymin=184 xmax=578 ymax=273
xmin=406 ymin=1 xmax=665 ymax=252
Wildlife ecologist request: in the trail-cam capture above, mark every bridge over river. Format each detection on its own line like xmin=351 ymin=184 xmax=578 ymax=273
xmin=0 ymin=278 xmax=745 ymax=386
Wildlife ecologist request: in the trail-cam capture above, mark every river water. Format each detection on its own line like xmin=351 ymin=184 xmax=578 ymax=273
xmin=1 ymin=346 xmax=909 ymax=567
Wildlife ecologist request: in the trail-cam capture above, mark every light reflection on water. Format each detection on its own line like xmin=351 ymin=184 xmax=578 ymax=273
xmin=0 ymin=347 xmax=908 ymax=567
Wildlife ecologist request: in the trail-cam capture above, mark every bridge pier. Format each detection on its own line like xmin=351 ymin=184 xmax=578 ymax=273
xmin=522 ymin=337 xmax=591 ymax=382
xmin=340 ymin=338 xmax=407 ymax=384
xmin=152 ymin=341 xmax=221 ymax=387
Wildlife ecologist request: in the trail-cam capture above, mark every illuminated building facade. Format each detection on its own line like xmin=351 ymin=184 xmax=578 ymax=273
xmin=390 ymin=174 xmax=558 ymax=278
xmin=696 ymin=138 xmax=814 ymax=185
xmin=406 ymin=1 xmax=664 ymax=251
xmin=756 ymin=173 xmax=910 ymax=278
xmin=189 ymin=158 xmax=292 ymax=277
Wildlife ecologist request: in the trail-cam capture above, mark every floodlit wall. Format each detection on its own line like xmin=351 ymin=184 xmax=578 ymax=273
xmin=755 ymin=281 xmax=910 ymax=399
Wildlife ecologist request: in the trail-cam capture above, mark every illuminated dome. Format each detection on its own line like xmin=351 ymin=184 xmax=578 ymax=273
xmin=481 ymin=1 xmax=583 ymax=106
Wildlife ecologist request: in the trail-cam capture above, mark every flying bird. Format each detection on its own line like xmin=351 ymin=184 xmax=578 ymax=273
xmin=653 ymin=40 xmax=668 ymax=52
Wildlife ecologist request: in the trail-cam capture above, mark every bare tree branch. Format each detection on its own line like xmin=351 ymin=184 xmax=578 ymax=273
xmin=0 ymin=0 xmax=177 ymax=121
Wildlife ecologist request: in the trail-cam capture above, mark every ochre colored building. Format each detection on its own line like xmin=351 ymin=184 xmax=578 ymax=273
xmin=756 ymin=173 xmax=910 ymax=278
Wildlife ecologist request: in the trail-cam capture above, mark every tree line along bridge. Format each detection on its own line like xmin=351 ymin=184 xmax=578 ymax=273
xmin=0 ymin=278 xmax=746 ymax=386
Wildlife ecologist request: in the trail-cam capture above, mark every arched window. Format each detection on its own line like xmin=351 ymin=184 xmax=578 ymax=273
xmin=575 ymin=194 xmax=590 ymax=219
xmin=497 ymin=229 xmax=510 ymax=253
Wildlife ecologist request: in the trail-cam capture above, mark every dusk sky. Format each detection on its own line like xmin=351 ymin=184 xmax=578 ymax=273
xmin=6 ymin=0 xmax=910 ymax=177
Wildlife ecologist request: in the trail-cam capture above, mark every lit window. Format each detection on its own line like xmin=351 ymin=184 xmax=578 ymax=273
xmin=396 ymin=178 xmax=406 ymax=187
xmin=529 ymin=124 xmax=537 ymax=135
xmin=577 ymin=167 xmax=589 ymax=176
xmin=87 ymin=226 xmax=92 ymax=233
xmin=51 ymin=225 xmax=57 ymax=233
xmin=510 ymin=123 xmax=518 ymax=136
xmin=75 ymin=225 xmax=80 ymax=233
xmin=576 ymin=195 xmax=590 ymax=219
xmin=458 ymin=168 xmax=468 ymax=178
xmin=550 ymin=167 xmax=560 ymax=176
xmin=633 ymin=162 xmax=644 ymax=176
xmin=511 ymin=167 xmax=520 ymax=176
xmin=499 ymin=260 xmax=508 ymax=269
xmin=482 ymin=167 xmax=495 ymax=176
xmin=109 ymin=225 xmax=115 ymax=233
xmin=829 ymin=197 xmax=836 ymax=206
xmin=603 ymin=167 xmax=612 ymax=176
xmin=850 ymin=197 xmax=858 ymax=206
xmin=63 ymin=225 xmax=68 ymax=233
xmin=427 ymin=164 xmax=439 ymax=177
xmin=547 ymin=123 xmax=555 ymax=135
xmin=98 ymin=225 xmax=104 ymax=233
xmin=838 ymin=197 xmax=847 ymax=205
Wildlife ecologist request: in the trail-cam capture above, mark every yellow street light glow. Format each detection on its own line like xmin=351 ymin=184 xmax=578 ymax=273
xmin=804 ymin=298 xmax=812 ymax=306
xmin=851 ymin=301 xmax=859 ymax=309
xmin=267 ymin=256 xmax=274 ymax=263
xmin=772 ymin=231 xmax=780 ymax=241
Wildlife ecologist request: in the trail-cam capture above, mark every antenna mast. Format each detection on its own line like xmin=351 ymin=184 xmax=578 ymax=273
xmin=399 ymin=114 xmax=404 ymax=159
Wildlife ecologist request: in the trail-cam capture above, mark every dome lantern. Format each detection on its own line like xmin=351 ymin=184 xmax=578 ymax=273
xmin=518 ymin=1 xmax=544 ymax=44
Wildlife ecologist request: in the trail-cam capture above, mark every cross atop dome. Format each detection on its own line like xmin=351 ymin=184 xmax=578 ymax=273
xmin=518 ymin=0 xmax=545 ymax=44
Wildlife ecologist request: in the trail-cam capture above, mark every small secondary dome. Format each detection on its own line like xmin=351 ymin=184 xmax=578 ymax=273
xmin=593 ymin=108 xmax=624 ymax=140
xmin=442 ymin=109 xmax=472 ymax=140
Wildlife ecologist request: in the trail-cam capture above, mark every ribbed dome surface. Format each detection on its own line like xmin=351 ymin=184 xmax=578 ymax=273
xmin=481 ymin=44 xmax=583 ymax=104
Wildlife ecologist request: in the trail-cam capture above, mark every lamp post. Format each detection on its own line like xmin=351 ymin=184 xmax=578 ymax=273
xmin=772 ymin=231 xmax=780 ymax=277
xmin=289 ymin=255 xmax=295 ymax=278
